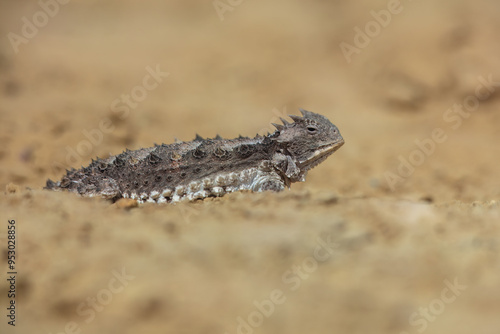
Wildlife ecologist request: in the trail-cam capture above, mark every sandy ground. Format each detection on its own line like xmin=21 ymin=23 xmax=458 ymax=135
xmin=1 ymin=0 xmax=500 ymax=333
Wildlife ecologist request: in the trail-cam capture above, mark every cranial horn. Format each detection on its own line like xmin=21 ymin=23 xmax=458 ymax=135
xmin=279 ymin=117 xmax=290 ymax=126
xmin=288 ymin=114 xmax=303 ymax=123
xmin=299 ymin=108 xmax=314 ymax=117
xmin=272 ymin=123 xmax=284 ymax=131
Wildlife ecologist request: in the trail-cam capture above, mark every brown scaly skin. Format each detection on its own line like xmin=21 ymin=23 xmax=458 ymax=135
xmin=45 ymin=109 xmax=344 ymax=203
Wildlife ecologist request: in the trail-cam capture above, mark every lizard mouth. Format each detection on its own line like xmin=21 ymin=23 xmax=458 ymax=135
xmin=298 ymin=140 xmax=344 ymax=170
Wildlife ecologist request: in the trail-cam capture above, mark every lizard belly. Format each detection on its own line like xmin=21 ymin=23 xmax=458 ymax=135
xmin=126 ymin=166 xmax=285 ymax=204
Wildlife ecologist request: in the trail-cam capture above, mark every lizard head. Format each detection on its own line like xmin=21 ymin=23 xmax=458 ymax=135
xmin=272 ymin=109 xmax=344 ymax=174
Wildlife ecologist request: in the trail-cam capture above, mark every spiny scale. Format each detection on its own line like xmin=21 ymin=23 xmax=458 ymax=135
xmin=45 ymin=109 xmax=344 ymax=204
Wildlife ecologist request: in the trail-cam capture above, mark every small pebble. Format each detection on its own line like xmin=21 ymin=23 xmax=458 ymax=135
xmin=5 ymin=183 xmax=20 ymax=194
xmin=114 ymin=198 xmax=139 ymax=209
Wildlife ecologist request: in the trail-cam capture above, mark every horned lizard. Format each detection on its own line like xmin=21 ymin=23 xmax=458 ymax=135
xmin=45 ymin=109 xmax=344 ymax=203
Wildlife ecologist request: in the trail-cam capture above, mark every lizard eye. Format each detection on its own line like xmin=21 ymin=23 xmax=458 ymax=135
xmin=306 ymin=126 xmax=318 ymax=134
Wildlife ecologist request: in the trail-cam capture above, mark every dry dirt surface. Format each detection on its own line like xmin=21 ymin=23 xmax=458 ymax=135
xmin=1 ymin=1 xmax=500 ymax=333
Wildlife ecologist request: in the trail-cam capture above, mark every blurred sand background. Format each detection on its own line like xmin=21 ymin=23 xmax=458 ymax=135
xmin=1 ymin=0 xmax=500 ymax=333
